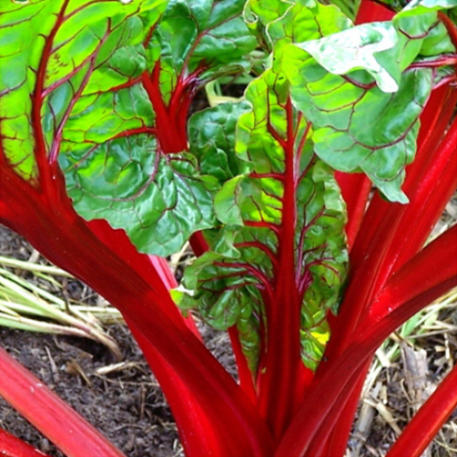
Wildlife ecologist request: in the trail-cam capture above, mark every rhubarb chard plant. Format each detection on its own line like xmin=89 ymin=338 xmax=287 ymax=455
xmin=0 ymin=0 xmax=457 ymax=456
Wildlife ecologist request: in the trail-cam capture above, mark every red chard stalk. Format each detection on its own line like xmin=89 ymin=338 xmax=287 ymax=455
xmin=0 ymin=1 xmax=456 ymax=456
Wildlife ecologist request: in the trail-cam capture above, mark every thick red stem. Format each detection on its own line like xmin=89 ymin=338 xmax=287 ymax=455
xmin=305 ymin=360 xmax=371 ymax=457
xmin=0 ymin=347 xmax=126 ymax=457
xmin=87 ymin=222 xmax=215 ymax=457
xmin=0 ymin=429 xmax=53 ymax=457
xmin=417 ymin=84 xmax=456 ymax=154
xmin=356 ymin=0 xmax=394 ymax=23
xmin=362 ymin=100 xmax=457 ymax=321
xmin=257 ymin=98 xmax=303 ymax=438
xmin=319 ymin=223 xmax=456 ymax=456
xmin=275 ymin=226 xmax=457 ymax=457
xmin=370 ymin=225 xmax=457 ymax=321
xmin=229 ymin=326 xmax=257 ymax=402
xmin=141 ymin=62 xmax=193 ymax=153
xmin=189 ymin=231 xmax=210 ymax=256
xmin=323 ymin=200 xmax=401 ymax=359
xmin=349 ymin=84 xmax=456 ymax=272
xmin=384 ymin=110 xmax=457 ymax=277
xmin=127 ymin=319 xmax=234 ymax=457
xmin=334 ymin=172 xmax=371 ymax=250
xmin=87 ymin=219 xmax=201 ymax=338
xmin=0 ymin=164 xmax=273 ymax=457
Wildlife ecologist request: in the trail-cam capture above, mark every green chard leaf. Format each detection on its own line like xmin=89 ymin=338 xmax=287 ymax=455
xmin=61 ymin=135 xmax=217 ymax=256
xmin=327 ymin=0 xmax=361 ymax=21
xmin=275 ymin=7 xmax=447 ymax=202
xmin=181 ymin=69 xmax=348 ymax=371
xmin=245 ymin=0 xmax=351 ymax=48
xmin=0 ymin=0 xmax=165 ymax=181
xmin=189 ymin=101 xmax=251 ymax=183
xmin=153 ymin=0 xmax=257 ymax=100
xmin=60 ymin=0 xmax=258 ymax=255
xmin=0 ymin=0 xmax=259 ymax=256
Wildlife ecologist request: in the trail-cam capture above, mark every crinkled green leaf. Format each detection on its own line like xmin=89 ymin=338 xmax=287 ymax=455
xmin=277 ymin=11 xmax=440 ymax=202
xmin=56 ymin=1 xmax=258 ymax=256
xmin=154 ymin=0 xmax=257 ymax=101
xmin=392 ymin=0 xmax=457 ymax=58
xmin=0 ymin=0 xmax=165 ymax=180
xmin=267 ymin=0 xmax=350 ymax=44
xmin=419 ymin=21 xmax=455 ymax=56
xmin=1 ymin=0 xmax=219 ymax=256
xmin=245 ymin=0 xmax=350 ymax=48
xmin=61 ymin=134 xmax=217 ymax=256
xmin=58 ymin=81 xmax=206 ymax=256
xmin=244 ymin=0 xmax=290 ymax=29
xmin=1 ymin=0 xmax=258 ymax=256
xmin=181 ymin=69 xmax=348 ymax=371
xmin=189 ymin=101 xmax=251 ymax=182
xmin=61 ymin=85 xmax=154 ymax=145
xmin=296 ymin=24 xmax=402 ymax=93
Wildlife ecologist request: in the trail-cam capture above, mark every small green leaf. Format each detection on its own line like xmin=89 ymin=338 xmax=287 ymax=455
xmin=214 ymin=176 xmax=245 ymax=226
xmin=189 ymin=101 xmax=251 ymax=182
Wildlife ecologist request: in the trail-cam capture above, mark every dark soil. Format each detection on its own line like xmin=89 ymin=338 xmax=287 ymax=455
xmin=0 ymin=224 xmax=235 ymax=457
xmin=0 ymin=325 xmax=179 ymax=457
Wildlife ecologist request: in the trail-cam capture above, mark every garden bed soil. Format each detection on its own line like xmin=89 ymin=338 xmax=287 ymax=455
xmin=0 ymin=224 xmax=236 ymax=457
